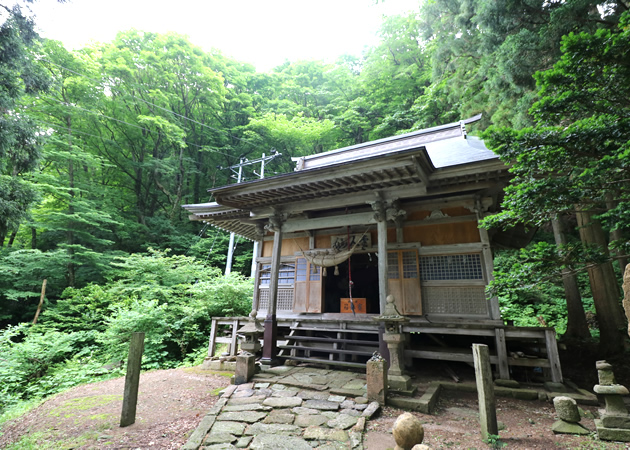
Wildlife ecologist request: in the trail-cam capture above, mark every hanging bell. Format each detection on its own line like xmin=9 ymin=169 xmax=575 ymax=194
xmin=323 ymin=267 xmax=327 ymax=277
xmin=334 ymin=265 xmax=340 ymax=276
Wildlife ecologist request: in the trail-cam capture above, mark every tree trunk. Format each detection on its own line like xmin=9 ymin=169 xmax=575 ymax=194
xmin=551 ymin=218 xmax=590 ymax=339
xmin=576 ymin=209 xmax=627 ymax=355
xmin=7 ymin=227 xmax=18 ymax=247
xmin=31 ymin=227 xmax=36 ymax=249
xmin=605 ymin=192 xmax=628 ymax=277
xmin=66 ymin=115 xmax=75 ymax=288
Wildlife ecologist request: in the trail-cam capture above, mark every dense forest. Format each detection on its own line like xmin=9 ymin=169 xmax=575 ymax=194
xmin=1 ymin=0 xmax=629 ymax=417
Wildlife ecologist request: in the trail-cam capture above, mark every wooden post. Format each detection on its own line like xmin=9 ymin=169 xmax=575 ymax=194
xmin=120 ymin=332 xmax=145 ymax=427
xmin=472 ymin=343 xmax=498 ymax=441
xmin=494 ymin=328 xmax=510 ymax=380
xmin=544 ymin=329 xmax=563 ymax=383
xmin=230 ymin=318 xmax=239 ymax=356
xmin=208 ymin=318 xmax=218 ymax=358
xmin=32 ymin=279 xmax=47 ymax=325
xmin=262 ymin=227 xmax=282 ymax=365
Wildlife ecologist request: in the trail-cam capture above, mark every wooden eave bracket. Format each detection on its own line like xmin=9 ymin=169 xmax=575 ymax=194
xmin=411 ymin=155 xmax=431 ymax=188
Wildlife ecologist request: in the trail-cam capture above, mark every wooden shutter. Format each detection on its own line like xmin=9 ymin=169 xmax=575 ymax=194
xmin=387 ymin=249 xmax=422 ymax=315
xmin=293 ymin=257 xmax=324 ymax=313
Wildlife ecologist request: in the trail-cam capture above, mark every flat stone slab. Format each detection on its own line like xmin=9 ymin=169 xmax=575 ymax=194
xmin=271 ymin=390 xmax=298 ymax=398
xmin=204 ymin=433 xmax=238 ymax=445
xmin=181 ymin=415 xmax=217 ymax=450
xmin=327 ymin=414 xmax=359 ymax=429
xmin=235 ymin=435 xmax=253 ymax=448
xmin=303 ymin=399 xmax=341 ymax=410
xmin=263 ymin=412 xmax=295 ymax=424
xmin=217 ymin=411 xmax=268 ymax=423
xmin=204 ymin=444 xmax=237 ymax=450
xmin=329 ymin=388 xmax=366 ymax=397
xmin=249 ymin=434 xmax=312 ymax=450
xmin=262 ymin=397 xmax=303 ymax=408
xmin=294 ymin=413 xmax=329 ymax=427
xmin=303 ymin=425 xmax=350 ymax=442
xmin=223 ymin=403 xmax=272 ymax=412
xmin=262 ymin=366 xmax=295 ymax=375
xmin=292 ymin=406 xmax=320 ymax=415
xmin=342 ymin=380 xmax=367 ymax=390
xmin=362 ymin=401 xmax=380 ymax=419
xmin=328 ymin=395 xmax=346 ymax=403
xmin=245 ymin=422 xmax=302 ymax=436
xmin=232 ymin=388 xmax=256 ymax=398
xmin=552 ymin=420 xmax=590 ymax=435
xmin=227 ymin=395 xmax=267 ymax=406
xmin=211 ymin=421 xmax=246 ymax=435
xmin=340 ymin=408 xmax=362 ymax=417
xmin=298 ymin=390 xmax=329 ymax=400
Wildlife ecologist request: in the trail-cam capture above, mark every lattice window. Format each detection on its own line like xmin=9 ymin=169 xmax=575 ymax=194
xmin=422 ymin=286 xmax=488 ymax=315
xmin=258 ymin=288 xmax=294 ymax=311
xmin=260 ymin=263 xmax=296 ymax=285
xmin=420 ymin=254 xmax=483 ymax=281
xmin=388 ymin=252 xmax=400 ymax=279
xmin=402 ymin=251 xmax=419 ymax=279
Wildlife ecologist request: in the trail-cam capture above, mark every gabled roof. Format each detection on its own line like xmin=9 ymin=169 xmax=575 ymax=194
xmin=292 ymin=114 xmax=489 ymax=170
xmin=182 ymin=115 xmax=508 ymax=240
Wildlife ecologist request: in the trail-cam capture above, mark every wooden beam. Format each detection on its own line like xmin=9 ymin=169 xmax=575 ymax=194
xmin=249 ymin=184 xmax=428 ymax=218
xmin=411 ymin=155 xmax=431 ymax=187
xmin=282 ymin=211 xmax=377 ymax=233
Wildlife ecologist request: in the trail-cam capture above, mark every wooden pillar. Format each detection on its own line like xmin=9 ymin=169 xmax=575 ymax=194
xmin=377 ymin=218 xmax=389 ymax=314
xmin=373 ymin=196 xmax=391 ymax=361
xmin=251 ymin=223 xmax=265 ymax=312
xmin=262 ymin=225 xmax=282 ymax=365
xmin=475 ymin=199 xmax=501 ymax=320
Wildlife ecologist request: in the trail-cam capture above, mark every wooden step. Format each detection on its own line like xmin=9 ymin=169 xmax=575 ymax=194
xmin=281 ymin=355 xmax=366 ymax=369
xmin=279 ymin=345 xmax=373 ymax=356
xmin=291 ymin=327 xmax=378 ymax=335
xmin=285 ymin=335 xmax=379 ymax=346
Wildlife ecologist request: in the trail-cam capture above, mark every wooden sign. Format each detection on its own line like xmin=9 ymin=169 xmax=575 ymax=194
xmin=331 ymin=234 xmax=371 ymax=252
xmin=341 ymin=298 xmax=367 ymax=314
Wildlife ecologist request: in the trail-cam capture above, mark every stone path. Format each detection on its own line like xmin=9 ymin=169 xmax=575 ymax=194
xmin=182 ymin=366 xmax=379 ymax=449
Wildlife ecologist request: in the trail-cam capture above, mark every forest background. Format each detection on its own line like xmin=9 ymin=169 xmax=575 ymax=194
xmin=1 ymin=0 xmax=629 ymax=420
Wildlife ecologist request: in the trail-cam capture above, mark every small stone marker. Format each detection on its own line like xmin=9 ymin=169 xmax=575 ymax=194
xmin=472 ymin=343 xmax=498 ymax=441
xmin=367 ymin=352 xmax=388 ymax=405
xmin=594 ymin=360 xmax=630 ymax=441
xmin=551 ymin=396 xmax=590 ymax=435
xmin=392 ymin=412 xmax=424 ymax=450
xmin=235 ymin=352 xmax=256 ymax=385
xmin=120 ymin=332 xmax=144 ymax=427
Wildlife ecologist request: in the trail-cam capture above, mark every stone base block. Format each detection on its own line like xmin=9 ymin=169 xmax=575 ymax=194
xmin=201 ymin=358 xmax=236 ymax=372
xmin=544 ymin=382 xmax=567 ymax=393
xmin=602 ymin=414 xmax=630 ymax=429
xmin=552 ymin=420 xmax=590 ymax=435
xmin=494 ymin=379 xmax=520 ymax=389
xmin=389 ymin=374 xmax=414 ymax=393
xmin=596 ymin=419 xmax=630 ymax=442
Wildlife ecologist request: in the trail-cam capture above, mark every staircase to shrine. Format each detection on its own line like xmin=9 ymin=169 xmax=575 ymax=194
xmin=277 ymin=321 xmax=380 ymax=369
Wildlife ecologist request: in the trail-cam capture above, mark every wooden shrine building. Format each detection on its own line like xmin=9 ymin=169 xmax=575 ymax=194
xmin=183 ymin=115 xmax=563 ymax=382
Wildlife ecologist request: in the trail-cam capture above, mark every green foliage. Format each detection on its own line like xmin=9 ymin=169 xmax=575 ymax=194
xmin=491 ymin=248 xmax=595 ymax=335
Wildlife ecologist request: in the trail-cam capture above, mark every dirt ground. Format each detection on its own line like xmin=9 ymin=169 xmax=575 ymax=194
xmin=1 ymin=365 xmax=630 ymax=449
